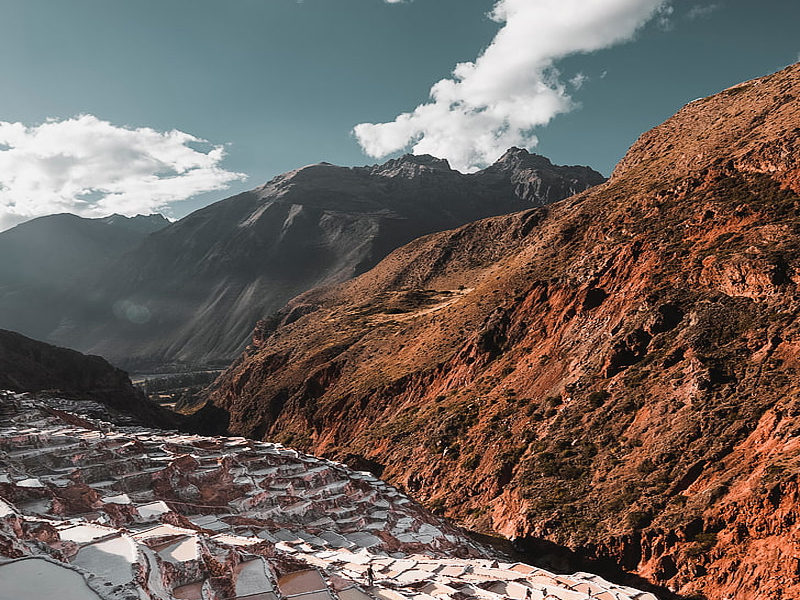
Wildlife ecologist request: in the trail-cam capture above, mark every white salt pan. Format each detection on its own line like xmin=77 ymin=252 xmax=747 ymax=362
xmin=72 ymin=535 xmax=138 ymax=586
xmin=60 ymin=524 xmax=117 ymax=543
xmin=158 ymin=536 xmax=199 ymax=563
xmin=0 ymin=557 xmax=101 ymax=600
xmin=17 ymin=477 xmax=43 ymax=487
xmin=235 ymin=557 xmax=274 ymax=596
xmin=137 ymin=500 xmax=170 ymax=520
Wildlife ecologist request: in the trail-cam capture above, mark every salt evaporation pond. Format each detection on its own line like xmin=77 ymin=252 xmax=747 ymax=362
xmin=0 ymin=557 xmax=101 ymax=600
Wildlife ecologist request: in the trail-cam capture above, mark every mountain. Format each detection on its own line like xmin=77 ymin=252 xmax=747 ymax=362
xmin=0 ymin=213 xmax=168 ymax=342
xmin=0 ymin=328 xmax=177 ymax=428
xmin=205 ymin=63 xmax=800 ymax=599
xmin=99 ymin=212 xmax=172 ymax=234
xmin=47 ymin=151 xmax=603 ymax=370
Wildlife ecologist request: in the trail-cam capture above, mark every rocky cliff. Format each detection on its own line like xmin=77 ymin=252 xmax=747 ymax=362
xmin=207 ymin=63 xmax=800 ymax=599
xmin=41 ymin=151 xmax=602 ymax=370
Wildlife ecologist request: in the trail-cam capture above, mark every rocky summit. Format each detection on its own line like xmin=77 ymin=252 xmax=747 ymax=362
xmin=205 ymin=63 xmax=800 ymax=599
xmin=0 ymin=392 xmax=657 ymax=600
xmin=15 ymin=151 xmax=602 ymax=370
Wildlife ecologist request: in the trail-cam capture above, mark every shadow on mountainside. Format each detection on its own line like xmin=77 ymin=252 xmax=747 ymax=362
xmin=469 ymin=531 xmax=693 ymax=600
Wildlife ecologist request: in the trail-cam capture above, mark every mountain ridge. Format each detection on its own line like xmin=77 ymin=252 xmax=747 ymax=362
xmin=0 ymin=213 xmax=169 ymax=343
xmin=41 ymin=150 xmax=603 ymax=369
xmin=0 ymin=328 xmax=179 ymax=428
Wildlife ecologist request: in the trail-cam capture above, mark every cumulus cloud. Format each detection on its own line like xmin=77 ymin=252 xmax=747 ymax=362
xmin=354 ymin=0 xmax=667 ymax=172
xmin=0 ymin=115 xmax=246 ymax=231
xmin=569 ymin=73 xmax=588 ymax=90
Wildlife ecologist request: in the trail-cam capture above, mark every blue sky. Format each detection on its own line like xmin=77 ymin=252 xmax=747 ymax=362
xmin=0 ymin=0 xmax=797 ymax=229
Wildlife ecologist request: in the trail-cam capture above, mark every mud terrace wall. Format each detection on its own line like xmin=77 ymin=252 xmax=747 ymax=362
xmin=0 ymin=391 xmax=657 ymax=600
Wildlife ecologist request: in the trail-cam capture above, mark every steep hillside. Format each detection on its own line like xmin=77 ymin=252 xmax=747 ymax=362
xmin=0 ymin=328 xmax=180 ymax=429
xmin=0 ymin=213 xmax=168 ymax=342
xmin=208 ymin=63 xmax=800 ymax=599
xmin=50 ymin=151 xmax=602 ymax=369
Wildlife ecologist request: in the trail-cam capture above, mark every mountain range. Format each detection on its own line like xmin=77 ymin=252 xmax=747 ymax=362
xmin=0 ymin=213 xmax=168 ymax=344
xmin=202 ymin=63 xmax=800 ymax=599
xmin=0 ymin=152 xmax=603 ymax=370
xmin=3 ymin=56 xmax=798 ymax=600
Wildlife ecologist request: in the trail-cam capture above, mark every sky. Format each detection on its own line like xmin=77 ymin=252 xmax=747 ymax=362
xmin=0 ymin=0 xmax=798 ymax=231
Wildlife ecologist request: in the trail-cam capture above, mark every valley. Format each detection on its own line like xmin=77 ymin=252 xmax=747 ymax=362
xmin=1 ymin=62 xmax=799 ymax=600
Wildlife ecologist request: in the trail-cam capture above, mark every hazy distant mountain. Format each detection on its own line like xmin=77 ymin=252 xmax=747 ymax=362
xmin=0 ymin=213 xmax=168 ymax=341
xmin=44 ymin=151 xmax=603 ymax=369
xmin=0 ymin=213 xmax=168 ymax=285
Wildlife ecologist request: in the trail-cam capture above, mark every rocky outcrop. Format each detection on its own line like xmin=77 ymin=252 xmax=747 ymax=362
xmin=28 ymin=152 xmax=601 ymax=370
xmin=0 ymin=393 xmax=658 ymax=600
xmin=206 ymin=63 xmax=800 ymax=598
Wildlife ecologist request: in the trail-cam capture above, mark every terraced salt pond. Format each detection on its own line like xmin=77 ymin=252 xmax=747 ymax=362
xmin=0 ymin=557 xmax=102 ymax=600
xmin=0 ymin=392 xmax=659 ymax=600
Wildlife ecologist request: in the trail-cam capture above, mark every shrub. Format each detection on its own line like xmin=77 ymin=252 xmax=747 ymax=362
xmin=588 ymin=390 xmax=610 ymax=408
xmin=461 ymin=453 xmax=481 ymax=470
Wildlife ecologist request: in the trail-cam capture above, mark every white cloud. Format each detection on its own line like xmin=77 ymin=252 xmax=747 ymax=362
xmin=354 ymin=0 xmax=667 ymax=172
xmin=686 ymin=3 xmax=719 ymax=20
xmin=0 ymin=115 xmax=246 ymax=231
xmin=569 ymin=73 xmax=588 ymax=90
xmin=655 ymin=3 xmax=675 ymax=30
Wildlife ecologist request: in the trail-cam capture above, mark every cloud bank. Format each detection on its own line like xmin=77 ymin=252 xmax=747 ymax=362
xmin=354 ymin=0 xmax=667 ymax=172
xmin=0 ymin=115 xmax=246 ymax=231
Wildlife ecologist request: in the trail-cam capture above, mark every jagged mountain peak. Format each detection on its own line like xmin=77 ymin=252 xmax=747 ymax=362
xmin=491 ymin=147 xmax=554 ymax=169
xmin=256 ymin=153 xmax=455 ymax=197
xmin=98 ymin=212 xmax=170 ymax=234
xmin=371 ymin=153 xmax=454 ymax=177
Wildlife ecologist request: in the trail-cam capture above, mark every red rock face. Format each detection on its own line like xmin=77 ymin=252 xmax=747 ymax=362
xmin=207 ymin=63 xmax=800 ymax=599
